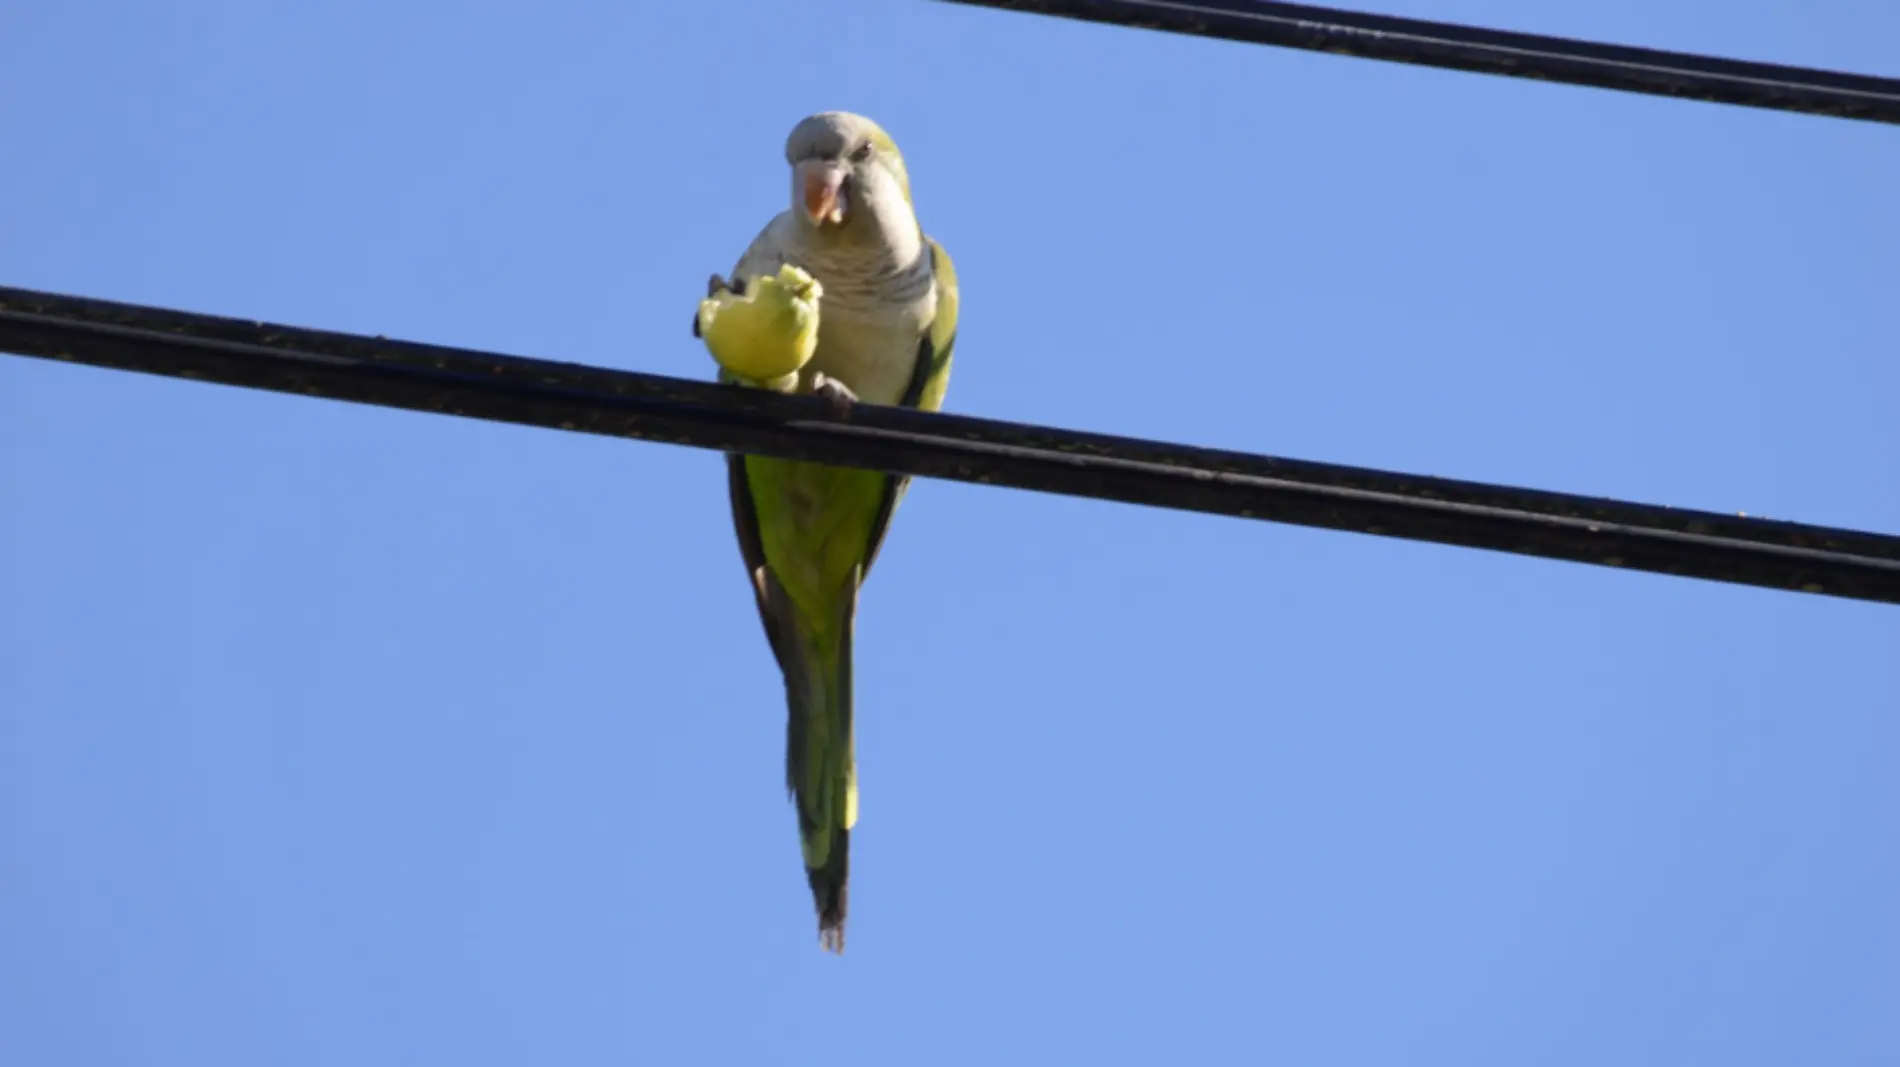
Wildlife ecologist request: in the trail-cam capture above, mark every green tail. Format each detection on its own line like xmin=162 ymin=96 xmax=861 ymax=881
xmin=780 ymin=571 xmax=860 ymax=954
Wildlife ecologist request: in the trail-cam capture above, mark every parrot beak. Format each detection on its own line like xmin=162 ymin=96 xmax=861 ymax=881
xmin=797 ymin=160 xmax=848 ymax=226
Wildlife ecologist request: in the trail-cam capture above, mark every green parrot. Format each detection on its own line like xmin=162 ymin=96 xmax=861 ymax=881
xmin=703 ymin=111 xmax=957 ymax=953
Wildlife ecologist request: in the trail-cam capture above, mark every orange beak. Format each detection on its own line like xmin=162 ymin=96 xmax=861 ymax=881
xmin=797 ymin=160 xmax=847 ymax=226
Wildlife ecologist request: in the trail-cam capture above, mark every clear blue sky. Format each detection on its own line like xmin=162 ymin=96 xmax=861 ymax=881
xmin=3 ymin=1 xmax=1897 ymax=1063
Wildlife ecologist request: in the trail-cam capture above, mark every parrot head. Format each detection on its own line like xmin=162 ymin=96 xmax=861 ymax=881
xmin=784 ymin=111 xmax=916 ymax=243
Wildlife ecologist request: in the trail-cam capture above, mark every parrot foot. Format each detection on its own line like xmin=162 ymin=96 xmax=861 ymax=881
xmin=810 ymin=373 xmax=858 ymax=418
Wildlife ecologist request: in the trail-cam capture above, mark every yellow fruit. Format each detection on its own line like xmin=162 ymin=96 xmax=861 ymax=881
xmin=697 ymin=264 xmax=823 ymax=384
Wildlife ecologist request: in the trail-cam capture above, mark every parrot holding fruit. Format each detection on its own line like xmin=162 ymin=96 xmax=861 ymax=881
xmin=696 ymin=264 xmax=826 ymax=391
xmin=694 ymin=111 xmax=958 ymax=953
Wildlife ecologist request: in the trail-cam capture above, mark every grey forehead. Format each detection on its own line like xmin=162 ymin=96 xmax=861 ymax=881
xmin=784 ymin=112 xmax=867 ymax=162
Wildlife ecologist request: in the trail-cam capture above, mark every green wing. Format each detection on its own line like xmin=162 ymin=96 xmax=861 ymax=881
xmin=861 ymin=235 xmax=958 ymax=576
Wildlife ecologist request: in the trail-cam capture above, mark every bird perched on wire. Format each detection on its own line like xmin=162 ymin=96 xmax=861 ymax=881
xmin=693 ymin=110 xmax=958 ymax=953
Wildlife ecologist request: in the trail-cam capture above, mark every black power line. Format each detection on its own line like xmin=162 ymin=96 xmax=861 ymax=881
xmin=936 ymin=0 xmax=1900 ymax=125
xmin=4 ymin=284 xmax=1897 ymax=605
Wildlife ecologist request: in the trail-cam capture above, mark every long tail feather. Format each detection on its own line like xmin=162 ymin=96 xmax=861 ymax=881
xmin=780 ymin=568 xmax=860 ymax=953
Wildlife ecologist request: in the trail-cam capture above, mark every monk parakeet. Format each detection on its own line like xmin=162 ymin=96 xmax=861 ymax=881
xmin=695 ymin=111 xmax=958 ymax=953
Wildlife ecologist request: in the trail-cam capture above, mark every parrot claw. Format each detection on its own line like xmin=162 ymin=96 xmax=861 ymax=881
xmin=810 ymin=373 xmax=858 ymax=418
xmin=695 ymin=274 xmax=749 ymax=338
xmin=695 ymin=275 xmax=721 ymax=338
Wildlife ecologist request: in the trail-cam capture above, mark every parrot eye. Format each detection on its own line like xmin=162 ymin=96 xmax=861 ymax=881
xmin=849 ymin=142 xmax=873 ymax=163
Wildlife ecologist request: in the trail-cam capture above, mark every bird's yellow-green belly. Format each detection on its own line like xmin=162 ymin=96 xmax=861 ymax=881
xmin=744 ymin=455 xmax=886 ymax=629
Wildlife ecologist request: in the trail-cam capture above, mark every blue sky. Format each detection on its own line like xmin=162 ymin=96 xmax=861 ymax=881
xmin=3 ymin=1 xmax=1897 ymax=1063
